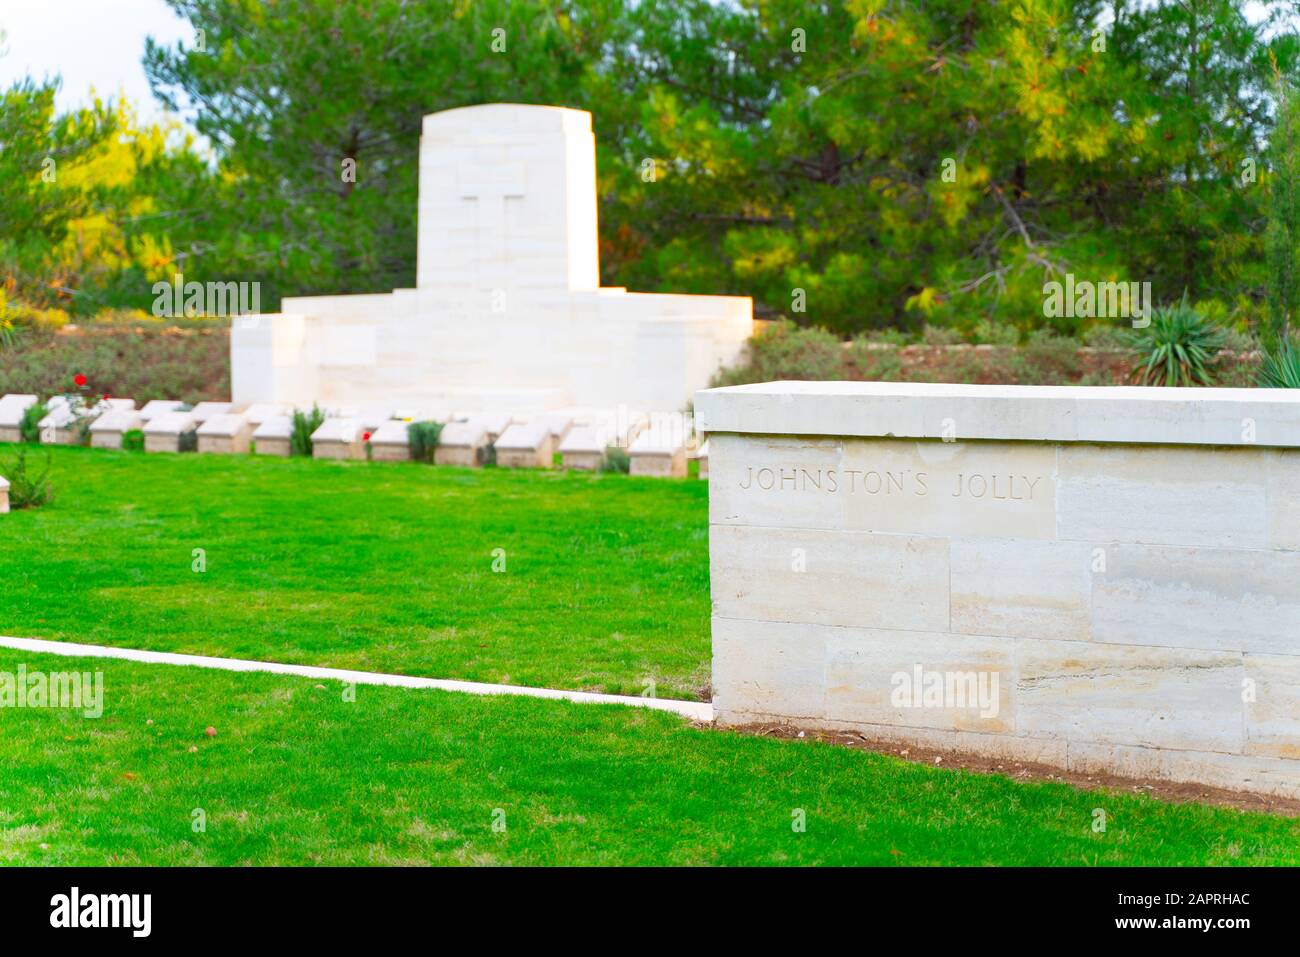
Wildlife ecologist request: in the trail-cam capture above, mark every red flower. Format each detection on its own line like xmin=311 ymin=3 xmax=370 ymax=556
xmin=102 ymin=393 xmax=111 ymax=401
xmin=73 ymin=374 xmax=87 ymax=387
xmin=362 ymin=432 xmax=372 ymax=442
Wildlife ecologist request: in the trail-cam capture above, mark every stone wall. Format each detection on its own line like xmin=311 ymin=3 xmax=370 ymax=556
xmin=696 ymin=381 xmax=1300 ymax=798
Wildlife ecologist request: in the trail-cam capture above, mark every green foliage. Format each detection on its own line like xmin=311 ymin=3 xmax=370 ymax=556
xmin=0 ymin=325 xmax=229 ymax=405
xmin=122 ymin=428 xmax=145 ymax=452
xmin=19 ymin=402 xmax=46 ymax=443
xmin=290 ymin=406 xmax=325 ymax=457
xmin=1131 ymin=297 xmax=1228 ymax=387
xmin=1011 ymin=330 xmax=1083 ymax=385
xmin=2 ymin=1 xmax=1298 ymax=339
xmin=711 ymin=321 xmax=843 ymax=386
xmin=407 ymin=421 xmax=443 ymax=463
xmin=1083 ymin=324 xmax=1139 ymax=351
xmin=0 ymin=78 xmax=118 ymax=247
xmin=0 ymin=447 xmax=712 ymax=699
xmin=140 ymin=0 xmax=630 ymax=307
xmin=601 ymin=446 xmax=630 ymax=473
xmin=1 ymin=445 xmax=53 ymax=508
xmin=1266 ymin=72 xmax=1300 ymax=351
xmin=1258 ymin=338 xmax=1300 ymax=388
xmin=4 ymin=647 xmax=1298 ymax=865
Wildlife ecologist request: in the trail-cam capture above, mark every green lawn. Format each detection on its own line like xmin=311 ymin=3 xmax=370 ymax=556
xmin=0 ymin=445 xmax=710 ymax=699
xmin=3 ymin=649 xmax=1297 ymax=866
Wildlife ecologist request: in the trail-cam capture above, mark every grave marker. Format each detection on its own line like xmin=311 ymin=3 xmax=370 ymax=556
xmin=143 ymin=410 xmax=198 ymax=453
xmin=198 ymin=413 xmax=254 ymax=454
xmin=252 ymin=415 xmax=294 ymax=457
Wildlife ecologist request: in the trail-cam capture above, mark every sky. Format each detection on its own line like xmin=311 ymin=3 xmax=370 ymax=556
xmin=0 ymin=0 xmax=191 ymax=125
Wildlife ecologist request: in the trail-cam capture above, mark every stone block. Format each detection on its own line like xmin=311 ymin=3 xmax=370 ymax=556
xmin=197 ymin=413 xmax=254 ymax=454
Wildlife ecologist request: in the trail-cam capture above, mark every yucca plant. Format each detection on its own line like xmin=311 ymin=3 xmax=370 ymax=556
xmin=290 ymin=405 xmax=325 ymax=456
xmin=1130 ymin=296 xmax=1227 ymax=387
xmin=1258 ymin=338 xmax=1300 ymax=388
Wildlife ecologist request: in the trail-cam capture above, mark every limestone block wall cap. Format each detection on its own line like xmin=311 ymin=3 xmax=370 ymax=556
xmin=242 ymin=403 xmax=291 ymax=426
xmin=495 ymin=421 xmax=550 ymax=451
xmin=197 ymin=413 xmax=250 ymax=437
xmin=138 ymin=400 xmax=184 ymax=421
xmin=629 ymin=428 xmax=685 ymax=455
xmin=695 ymin=381 xmax=1300 ymax=449
xmin=310 ymin=418 xmax=358 ymax=443
xmin=189 ymin=402 xmax=233 ymax=424
xmin=144 ymin=411 xmax=198 ymax=435
xmin=559 ymin=421 xmax=620 ymax=454
xmin=369 ymin=420 xmax=411 ymax=444
xmin=89 ymin=410 xmax=141 ymax=432
xmin=253 ymin=415 xmax=293 ymax=440
xmin=439 ymin=420 xmax=492 ymax=447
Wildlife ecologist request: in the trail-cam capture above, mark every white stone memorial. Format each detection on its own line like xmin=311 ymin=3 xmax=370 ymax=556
xmin=368 ymin=419 xmax=414 ymax=461
xmin=241 ymin=402 xmax=291 ymax=428
xmin=143 ymin=410 xmax=197 ymax=453
xmin=38 ymin=398 xmax=132 ymax=445
xmin=230 ymin=104 xmax=752 ymax=416
xmin=697 ymin=380 xmax=1300 ymax=799
xmin=311 ymin=417 xmax=363 ymax=460
xmin=0 ymin=394 xmax=38 ymax=442
xmin=252 ymin=415 xmax=294 ymax=457
xmin=495 ymin=414 xmax=572 ymax=469
xmin=559 ymin=415 xmax=639 ymax=471
xmin=434 ymin=414 xmax=512 ymax=467
xmin=198 ymin=412 xmax=254 ymax=454
xmin=88 ymin=409 xmax=142 ymax=450
xmin=628 ymin=424 xmax=688 ymax=478
xmin=137 ymin=399 xmax=184 ymax=422
xmin=189 ymin=401 xmax=233 ymax=425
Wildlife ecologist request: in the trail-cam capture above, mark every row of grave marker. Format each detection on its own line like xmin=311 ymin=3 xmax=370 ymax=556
xmin=0 ymin=394 xmax=709 ymax=478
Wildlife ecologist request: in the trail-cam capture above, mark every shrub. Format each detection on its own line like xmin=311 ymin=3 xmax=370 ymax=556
xmin=844 ymin=336 xmax=903 ymax=380
xmin=0 ymin=324 xmax=230 ymax=405
xmin=601 ymin=446 xmax=630 ymax=473
xmin=19 ymin=402 xmax=46 ymax=443
xmin=969 ymin=319 xmax=1020 ymax=346
xmin=921 ymin=325 xmax=963 ymax=347
xmin=711 ymin=321 xmax=844 ymax=386
xmin=290 ymin=405 xmax=325 ymax=457
xmin=1258 ymin=338 xmax=1300 ymax=388
xmin=407 ymin=421 xmax=443 ymax=462
xmin=1130 ymin=297 xmax=1227 ymax=387
xmin=122 ymin=428 xmax=145 ymax=452
xmin=1082 ymin=324 xmax=1136 ymax=351
xmin=1011 ymin=329 xmax=1082 ymax=384
xmin=1 ymin=445 xmax=53 ymax=509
